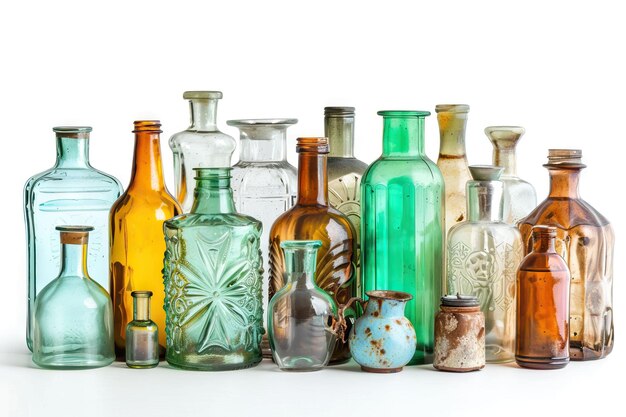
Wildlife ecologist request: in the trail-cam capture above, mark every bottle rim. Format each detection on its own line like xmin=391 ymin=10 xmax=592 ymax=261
xmin=377 ymin=110 xmax=431 ymax=118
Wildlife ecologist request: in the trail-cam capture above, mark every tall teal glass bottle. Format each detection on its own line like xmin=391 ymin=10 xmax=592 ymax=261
xmin=361 ymin=111 xmax=444 ymax=365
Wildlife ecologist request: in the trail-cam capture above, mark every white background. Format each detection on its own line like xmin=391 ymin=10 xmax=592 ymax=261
xmin=0 ymin=0 xmax=624 ymax=416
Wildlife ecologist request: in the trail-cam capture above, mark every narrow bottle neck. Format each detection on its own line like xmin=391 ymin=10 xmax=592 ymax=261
xmin=548 ymin=168 xmax=581 ymax=198
xmin=191 ymin=180 xmax=236 ymax=214
xmin=532 ymin=234 xmax=557 ymax=253
xmin=493 ymin=148 xmax=517 ymax=176
xmin=297 ymin=153 xmax=328 ymax=206
xmin=189 ymin=99 xmax=218 ymax=131
xmin=382 ymin=117 xmax=425 ymax=157
xmin=133 ymin=297 xmax=151 ymax=321
xmin=239 ymin=127 xmax=287 ymax=162
xmin=55 ymin=137 xmax=90 ymax=168
xmin=438 ymin=113 xmax=468 ymax=157
xmin=59 ymin=243 xmax=89 ymax=278
xmin=325 ymin=116 xmax=355 ymax=158
xmin=467 ymin=182 xmax=503 ymax=222
xmin=284 ymin=246 xmax=319 ymax=288
xmin=128 ymin=132 xmax=166 ymax=191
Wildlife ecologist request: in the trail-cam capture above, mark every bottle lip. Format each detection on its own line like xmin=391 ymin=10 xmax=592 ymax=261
xmin=296 ymin=137 xmax=329 ymax=154
xmin=484 ymin=126 xmax=525 ymax=133
xmin=56 ymin=225 xmax=94 ymax=233
xmin=377 ymin=110 xmax=431 ymax=117
xmin=469 ymin=165 xmax=504 ymax=181
xmin=532 ymin=225 xmax=557 ymax=237
xmin=131 ymin=290 xmax=153 ymax=298
xmin=183 ymin=91 xmax=223 ymax=100
xmin=544 ymin=149 xmax=586 ymax=168
xmin=53 ymin=126 xmax=92 ymax=136
xmin=280 ymin=240 xmax=323 ymax=250
xmin=366 ymin=290 xmax=413 ymax=302
xmin=133 ymin=120 xmax=162 ymax=133
xmin=193 ymin=167 xmax=232 ymax=180
xmin=226 ymin=118 xmax=298 ymax=127
xmin=324 ymin=107 xmax=355 ymax=116
xmin=435 ymin=104 xmax=470 ymax=113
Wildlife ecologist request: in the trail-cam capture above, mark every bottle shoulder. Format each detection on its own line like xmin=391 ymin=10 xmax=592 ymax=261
xmin=363 ymin=156 xmax=444 ymax=185
xmin=169 ymin=129 xmax=236 ymax=150
xmin=36 ymin=276 xmax=111 ymax=306
xmin=518 ymin=252 xmax=570 ymax=274
xmin=448 ymin=222 xmax=522 ymax=244
xmin=520 ymin=197 xmax=610 ymax=228
xmin=110 ymin=191 xmax=181 ymax=217
xmin=165 ymin=212 xmax=262 ymax=231
xmin=231 ymin=162 xmax=298 ymax=189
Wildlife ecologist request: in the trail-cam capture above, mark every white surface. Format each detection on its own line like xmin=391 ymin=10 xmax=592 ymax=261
xmin=1 ymin=0 xmax=624 ymax=416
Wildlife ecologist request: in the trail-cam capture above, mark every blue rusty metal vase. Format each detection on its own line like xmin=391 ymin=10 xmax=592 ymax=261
xmin=347 ymin=290 xmax=416 ymax=373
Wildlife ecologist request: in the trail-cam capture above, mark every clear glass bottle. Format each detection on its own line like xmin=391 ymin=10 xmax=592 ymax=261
xmin=268 ymin=137 xmax=356 ymax=364
xmin=436 ymin=104 xmax=471 ymax=234
xmin=484 ymin=126 xmax=537 ymax=225
xmin=516 ymin=226 xmax=570 ymax=369
xmin=169 ymin=91 xmax=236 ymax=212
xmin=110 ymin=121 xmax=181 ymax=359
xmin=324 ymin=107 xmax=368 ymax=296
xmin=446 ymin=166 xmax=523 ymax=363
xmin=126 ymin=291 xmax=159 ymax=369
xmin=361 ymin=111 xmax=444 ymax=365
xmin=519 ymin=149 xmax=613 ymax=361
xmin=268 ymin=240 xmax=337 ymax=371
xmin=32 ymin=226 xmax=115 ymax=369
xmin=163 ymin=168 xmax=264 ymax=371
xmin=24 ymin=126 xmax=123 ymax=350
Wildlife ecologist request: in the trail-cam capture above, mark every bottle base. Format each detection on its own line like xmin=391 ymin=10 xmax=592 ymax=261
xmin=361 ymin=365 xmax=403 ymax=373
xmin=433 ymin=364 xmax=484 ymax=372
xmin=515 ymin=355 xmax=569 ymax=369
xmin=126 ymin=361 xmax=159 ymax=369
xmin=166 ymin=356 xmax=262 ymax=371
xmin=33 ymin=353 xmax=114 ymax=370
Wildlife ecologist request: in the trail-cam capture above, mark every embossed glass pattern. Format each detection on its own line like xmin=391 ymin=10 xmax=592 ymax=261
xmin=163 ymin=168 xmax=263 ymax=370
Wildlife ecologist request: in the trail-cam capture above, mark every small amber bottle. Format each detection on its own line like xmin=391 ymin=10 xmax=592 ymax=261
xmin=516 ymin=226 xmax=570 ymax=369
xmin=126 ymin=291 xmax=159 ymax=369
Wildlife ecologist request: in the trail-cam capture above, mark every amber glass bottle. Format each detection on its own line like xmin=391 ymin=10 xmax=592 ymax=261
xmin=109 ymin=121 xmax=182 ymax=359
xmin=268 ymin=137 xmax=356 ymax=364
xmin=516 ymin=226 xmax=570 ymax=369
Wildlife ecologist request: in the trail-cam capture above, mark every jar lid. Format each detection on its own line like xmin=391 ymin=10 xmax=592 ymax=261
xmin=441 ymin=294 xmax=479 ymax=307
xmin=324 ymin=107 xmax=355 ymax=116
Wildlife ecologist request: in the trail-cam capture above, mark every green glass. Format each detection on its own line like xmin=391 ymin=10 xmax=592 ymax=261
xmin=163 ymin=168 xmax=264 ymax=371
xmin=361 ymin=111 xmax=444 ymax=365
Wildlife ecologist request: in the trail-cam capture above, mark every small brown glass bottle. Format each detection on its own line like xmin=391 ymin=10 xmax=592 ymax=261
xmin=516 ymin=226 xmax=570 ymax=369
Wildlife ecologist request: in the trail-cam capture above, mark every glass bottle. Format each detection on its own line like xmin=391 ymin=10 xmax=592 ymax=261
xmin=519 ymin=149 xmax=613 ymax=360
xmin=484 ymin=126 xmax=537 ymax=225
xmin=436 ymin=104 xmax=471 ymax=234
xmin=324 ymin=107 xmax=368 ymax=296
xmin=24 ymin=126 xmax=123 ymax=350
xmin=361 ymin=111 xmax=444 ymax=365
xmin=126 ymin=291 xmax=159 ymax=369
xmin=163 ymin=168 xmax=263 ymax=371
xmin=268 ymin=240 xmax=337 ymax=371
xmin=268 ymin=137 xmax=356 ymax=364
xmin=110 ymin=121 xmax=181 ymax=359
xmin=169 ymin=91 xmax=236 ymax=212
xmin=446 ymin=165 xmax=523 ymax=363
xmin=516 ymin=226 xmax=570 ymax=369
xmin=32 ymin=226 xmax=115 ymax=369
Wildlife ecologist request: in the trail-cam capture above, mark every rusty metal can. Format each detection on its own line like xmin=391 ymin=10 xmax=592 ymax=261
xmin=434 ymin=294 xmax=485 ymax=372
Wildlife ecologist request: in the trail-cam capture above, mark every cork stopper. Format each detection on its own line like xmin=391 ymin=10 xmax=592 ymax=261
xmin=56 ymin=225 xmax=94 ymax=245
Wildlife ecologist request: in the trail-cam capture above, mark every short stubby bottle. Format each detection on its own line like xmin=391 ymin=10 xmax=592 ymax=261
xmin=169 ymin=91 xmax=236 ymax=212
xmin=516 ymin=226 xmax=570 ymax=369
xmin=126 ymin=291 xmax=159 ymax=369
xmin=24 ymin=126 xmax=122 ymax=350
xmin=446 ymin=166 xmax=523 ymax=363
xmin=268 ymin=137 xmax=356 ymax=365
xmin=518 ymin=150 xmax=614 ymax=360
xmin=361 ymin=111 xmax=444 ymax=365
xmin=163 ymin=168 xmax=264 ymax=371
xmin=32 ymin=226 xmax=115 ymax=369
xmin=484 ymin=126 xmax=537 ymax=225
xmin=268 ymin=240 xmax=337 ymax=371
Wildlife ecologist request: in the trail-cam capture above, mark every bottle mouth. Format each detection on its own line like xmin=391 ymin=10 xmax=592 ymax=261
xmin=133 ymin=120 xmax=162 ymax=133
xmin=53 ymin=126 xmax=92 ymax=133
xmin=183 ymin=91 xmax=223 ymax=100
xmin=226 ymin=118 xmax=298 ymax=127
xmin=435 ymin=104 xmax=470 ymax=113
xmin=193 ymin=167 xmax=232 ymax=180
xmin=377 ymin=110 xmax=431 ymax=118
xmin=544 ymin=149 xmax=586 ymax=168
xmin=280 ymin=240 xmax=323 ymax=250
xmin=296 ymin=137 xmax=329 ymax=154
xmin=131 ymin=290 xmax=153 ymax=298
xmin=532 ymin=225 xmax=557 ymax=237
xmin=324 ymin=107 xmax=355 ymax=116
xmin=366 ymin=290 xmax=413 ymax=302
xmin=469 ymin=165 xmax=504 ymax=181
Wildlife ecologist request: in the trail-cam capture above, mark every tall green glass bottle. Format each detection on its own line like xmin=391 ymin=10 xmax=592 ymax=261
xmin=361 ymin=111 xmax=444 ymax=365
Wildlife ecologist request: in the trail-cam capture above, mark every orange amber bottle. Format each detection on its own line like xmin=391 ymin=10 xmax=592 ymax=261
xmin=109 ymin=121 xmax=182 ymax=359
xmin=516 ymin=226 xmax=570 ymax=369
xmin=268 ymin=137 xmax=356 ymax=364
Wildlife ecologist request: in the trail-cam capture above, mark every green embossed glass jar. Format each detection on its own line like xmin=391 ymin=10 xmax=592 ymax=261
xmin=163 ymin=168 xmax=264 ymax=371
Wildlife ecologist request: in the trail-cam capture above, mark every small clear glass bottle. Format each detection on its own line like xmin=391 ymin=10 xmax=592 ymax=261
xmin=484 ymin=126 xmax=537 ymax=225
xmin=32 ymin=226 xmax=115 ymax=369
xmin=268 ymin=240 xmax=337 ymax=371
xmin=126 ymin=291 xmax=159 ymax=369
xmin=446 ymin=166 xmax=523 ymax=363
xmin=169 ymin=91 xmax=236 ymax=212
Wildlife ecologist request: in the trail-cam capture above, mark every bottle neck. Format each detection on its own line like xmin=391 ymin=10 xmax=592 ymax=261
xmin=55 ymin=136 xmax=90 ymax=169
xmin=382 ymin=116 xmax=425 ymax=157
xmin=133 ymin=297 xmax=151 ymax=321
xmin=128 ymin=131 xmax=166 ymax=191
xmin=437 ymin=112 xmax=468 ymax=157
xmin=59 ymin=243 xmax=89 ymax=278
xmin=325 ymin=115 xmax=355 ymax=158
xmin=283 ymin=246 xmax=319 ymax=289
xmin=239 ymin=126 xmax=287 ymax=162
xmin=532 ymin=234 xmax=557 ymax=253
xmin=297 ymin=152 xmax=328 ymax=206
xmin=189 ymin=99 xmax=218 ymax=131
xmin=190 ymin=178 xmax=236 ymax=214
xmin=493 ymin=147 xmax=517 ymax=176
xmin=467 ymin=182 xmax=503 ymax=222
xmin=548 ymin=168 xmax=581 ymax=198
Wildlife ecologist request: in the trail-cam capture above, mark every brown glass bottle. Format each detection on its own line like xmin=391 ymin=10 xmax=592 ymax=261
xmin=268 ymin=137 xmax=356 ymax=364
xmin=516 ymin=226 xmax=570 ymax=369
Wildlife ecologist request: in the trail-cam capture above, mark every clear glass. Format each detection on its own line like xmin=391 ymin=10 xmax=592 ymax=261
xmin=110 ymin=121 xmax=181 ymax=359
xmin=126 ymin=291 xmax=159 ymax=369
xmin=32 ymin=226 xmax=115 ymax=369
xmin=268 ymin=137 xmax=356 ymax=364
xmin=24 ymin=126 xmax=122 ymax=350
xmin=169 ymin=91 xmax=236 ymax=212
xmin=361 ymin=111 xmax=444 ymax=365
xmin=484 ymin=126 xmax=537 ymax=224
xmin=436 ymin=104 xmax=471 ymax=234
xmin=519 ymin=149 xmax=613 ymax=361
xmin=163 ymin=168 xmax=264 ymax=371
xmin=516 ymin=227 xmax=570 ymax=369
xmin=268 ymin=240 xmax=337 ymax=371
xmin=446 ymin=166 xmax=523 ymax=363
xmin=325 ymin=107 xmax=368 ymax=297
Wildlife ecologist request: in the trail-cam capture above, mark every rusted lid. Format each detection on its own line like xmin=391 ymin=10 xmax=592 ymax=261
xmin=441 ymin=293 xmax=479 ymax=307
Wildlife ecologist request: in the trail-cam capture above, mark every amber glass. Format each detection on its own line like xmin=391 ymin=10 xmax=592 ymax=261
xmin=518 ymin=149 xmax=613 ymax=360
xmin=268 ymin=137 xmax=356 ymax=364
xmin=516 ymin=226 xmax=570 ymax=369
xmin=109 ymin=121 xmax=182 ymax=359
